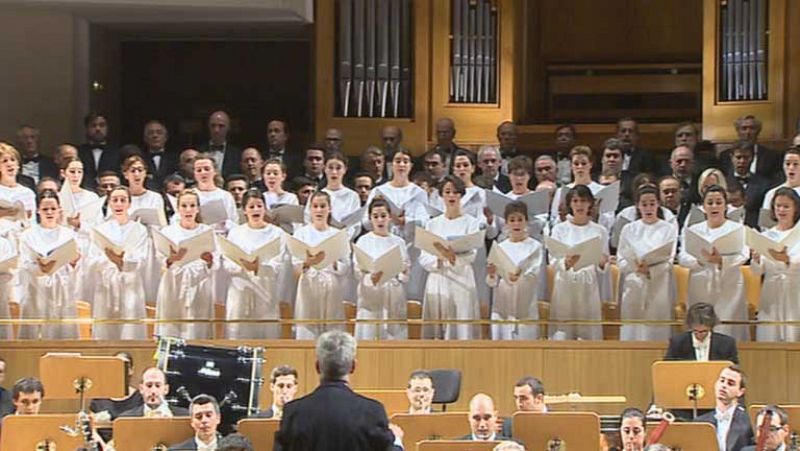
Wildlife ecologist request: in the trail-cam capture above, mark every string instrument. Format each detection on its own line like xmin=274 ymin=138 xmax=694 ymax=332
xmin=755 ymin=409 xmax=773 ymax=451
xmin=646 ymin=410 xmax=675 ymax=445
xmin=790 ymin=431 xmax=798 ymax=451
xmin=78 ymin=410 xmax=101 ymax=451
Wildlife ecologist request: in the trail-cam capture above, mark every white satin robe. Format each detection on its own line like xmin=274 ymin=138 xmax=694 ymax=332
xmin=291 ymin=224 xmax=352 ymax=339
xmin=88 ymin=219 xmax=149 ymax=340
xmin=222 ymin=223 xmax=286 ymax=339
xmin=129 ymin=190 xmax=166 ymax=304
xmin=750 ymin=227 xmax=800 ymax=342
xmin=155 ymin=223 xmax=217 ymax=339
xmin=486 ymin=237 xmax=543 ymax=340
xmin=617 ymin=219 xmax=677 ymax=341
xmin=18 ymin=225 xmax=79 ymax=339
xmin=548 ymin=220 xmax=610 ymax=340
xmin=362 ymin=183 xmax=430 ymax=301
xmin=419 ymin=214 xmax=481 ymax=340
xmin=678 ymin=220 xmax=750 ymax=341
xmin=353 ymin=232 xmax=409 ymax=340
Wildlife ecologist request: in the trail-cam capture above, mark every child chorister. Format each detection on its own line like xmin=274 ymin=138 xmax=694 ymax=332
xmin=487 ymin=201 xmax=543 ymax=340
xmin=89 ymin=186 xmax=149 ymax=340
xmin=156 ymin=190 xmax=217 ymax=340
xmin=292 ymin=191 xmax=351 ymax=339
xmin=419 ymin=175 xmax=481 ymax=340
xmin=548 ymin=185 xmax=610 ymax=340
xmin=18 ymin=189 xmax=80 ymax=339
xmin=616 ymin=185 xmax=677 ymax=341
xmin=353 ymin=197 xmax=409 ymax=340
xmin=678 ymin=184 xmax=750 ymax=341
xmin=223 ymin=189 xmax=286 ymax=339
xmin=750 ymin=187 xmax=800 ymax=341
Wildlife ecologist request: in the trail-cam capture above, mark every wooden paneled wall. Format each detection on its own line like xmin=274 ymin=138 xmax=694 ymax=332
xmin=3 ymin=340 xmax=799 ymax=417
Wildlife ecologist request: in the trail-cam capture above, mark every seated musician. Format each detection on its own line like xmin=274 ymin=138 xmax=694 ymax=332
xmin=493 ymin=441 xmax=525 ymax=451
xmin=169 ymin=394 xmax=222 ymax=451
xmin=459 ymin=393 xmax=512 ymax=442
xmin=406 ymin=370 xmax=435 ymax=415
xmin=619 ymin=407 xmax=646 ymax=451
xmin=695 ymin=365 xmax=754 ymax=451
xmin=0 ymin=358 xmax=12 ymax=417
xmin=665 ymin=303 xmax=739 ymax=364
xmin=741 ymin=405 xmax=790 ymax=451
xmin=7 ymin=377 xmax=44 ymax=417
xmin=254 ymin=365 xmax=298 ymax=419
xmin=118 ymin=367 xmax=189 ymax=418
xmin=502 ymin=376 xmax=547 ymax=437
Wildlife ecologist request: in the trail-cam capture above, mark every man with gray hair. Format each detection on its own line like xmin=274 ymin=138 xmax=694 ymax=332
xmin=719 ymin=114 xmax=782 ymax=179
xmin=478 ymin=146 xmax=511 ymax=192
xmin=275 ymin=331 xmax=403 ymax=451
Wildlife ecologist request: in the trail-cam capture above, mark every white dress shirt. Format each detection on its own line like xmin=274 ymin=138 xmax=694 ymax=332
xmin=194 ymin=435 xmax=218 ymax=451
xmin=692 ymin=333 xmax=711 ymax=361
xmin=143 ymin=402 xmax=173 ymax=418
xmin=714 ymin=404 xmax=736 ymax=451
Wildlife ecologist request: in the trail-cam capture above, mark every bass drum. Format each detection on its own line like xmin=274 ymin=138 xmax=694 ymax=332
xmin=155 ymin=336 xmax=265 ymax=432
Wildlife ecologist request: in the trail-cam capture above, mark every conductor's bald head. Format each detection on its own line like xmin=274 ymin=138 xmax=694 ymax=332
xmin=315 ymin=331 xmax=357 ymax=382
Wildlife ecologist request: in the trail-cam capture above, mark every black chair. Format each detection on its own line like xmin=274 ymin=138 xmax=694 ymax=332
xmin=429 ymin=369 xmax=461 ymax=412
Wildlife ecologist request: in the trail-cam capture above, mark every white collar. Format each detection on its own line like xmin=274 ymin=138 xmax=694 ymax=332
xmin=472 ymin=432 xmax=497 ymax=441
xmin=692 ymin=333 xmax=710 ymax=349
xmin=195 ymin=435 xmax=218 ymax=450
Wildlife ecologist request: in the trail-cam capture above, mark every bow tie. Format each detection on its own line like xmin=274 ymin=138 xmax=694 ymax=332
xmin=209 ymin=144 xmax=225 ymax=152
xmin=90 ymin=144 xmax=106 ymax=151
xmin=736 ymin=175 xmax=749 ymax=184
xmin=22 ymin=156 xmax=39 ymax=164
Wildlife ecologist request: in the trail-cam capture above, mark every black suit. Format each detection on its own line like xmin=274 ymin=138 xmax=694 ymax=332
xmin=197 ymin=142 xmax=242 ymax=178
xmin=21 ymin=155 xmax=58 ymax=183
xmin=664 ymin=331 xmax=739 ymax=364
xmin=0 ymin=387 xmax=12 ymax=418
xmin=117 ymin=403 xmax=190 ymax=418
xmin=492 ymin=174 xmax=512 ymax=193
xmin=726 ymin=173 xmax=772 ymax=228
xmin=265 ymin=148 xmax=303 ymax=180
xmin=144 ymin=149 xmax=179 ymax=190
xmin=620 ymin=147 xmax=663 ymax=205
xmin=696 ymin=405 xmax=754 ymax=451
xmin=720 ymin=144 xmax=784 ymax=183
xmin=168 ymin=434 xmax=221 ymax=451
xmin=457 ymin=433 xmax=513 ymax=441
xmin=275 ymin=380 xmax=401 ymax=451
xmin=78 ymin=143 xmax=121 ymax=190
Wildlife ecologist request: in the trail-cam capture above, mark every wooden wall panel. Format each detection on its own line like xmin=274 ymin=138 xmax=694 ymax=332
xmin=4 ymin=340 xmax=800 ymax=417
xmin=537 ymin=0 xmax=702 ymax=63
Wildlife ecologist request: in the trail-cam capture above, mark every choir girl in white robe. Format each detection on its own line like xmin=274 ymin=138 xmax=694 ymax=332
xmin=18 ymin=189 xmax=80 ymax=339
xmin=549 ymin=185 xmax=611 ymax=340
xmin=88 ymin=186 xmax=149 ymax=340
xmin=262 ymin=159 xmax=300 ymax=306
xmin=353 ymin=197 xmax=409 ymax=340
xmin=0 ymin=235 xmax=15 ymax=340
xmin=60 ymin=157 xmax=103 ymax=303
xmin=487 ymin=201 xmax=543 ymax=340
xmin=223 ymin=189 xmax=286 ymax=339
xmin=0 ymin=143 xmax=36 ymax=229
xmin=192 ymin=154 xmax=238 ymax=234
xmin=362 ymin=149 xmax=430 ymax=301
xmin=750 ymin=187 xmax=800 ymax=341
xmin=292 ymin=191 xmax=352 ymax=339
xmin=678 ymin=184 xmax=749 ymax=341
xmin=155 ymin=190 xmax=216 ymax=340
xmin=193 ymin=154 xmax=237 ymax=305
xmin=122 ymin=154 xmax=165 ymax=304
xmin=549 ymin=146 xmax=607 ymax=229
xmin=419 ymin=175 xmax=481 ymax=340
xmin=617 ymin=185 xmax=677 ymax=341
xmin=761 ymin=148 xmax=800 ymax=211
xmin=307 ymin=152 xmax=361 ymax=303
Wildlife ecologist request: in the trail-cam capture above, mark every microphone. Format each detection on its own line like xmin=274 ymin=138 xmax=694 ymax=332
xmin=175 ymin=386 xmax=193 ymax=404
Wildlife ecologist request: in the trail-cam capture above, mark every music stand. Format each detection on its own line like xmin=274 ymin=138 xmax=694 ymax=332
xmin=0 ymin=414 xmax=85 ymax=451
xmin=39 ymin=353 xmax=126 ymax=409
xmin=236 ymin=418 xmax=280 ymax=451
xmin=652 ymin=361 xmax=732 ymax=418
xmin=416 ymin=440 xmax=500 ymax=451
xmin=357 ymin=389 xmax=410 ymax=416
xmin=390 ymin=413 xmax=471 ymax=451
xmin=512 ymin=412 xmax=601 ymax=451
xmin=645 ymin=422 xmax=718 ymax=451
xmin=112 ymin=417 xmax=193 ymax=451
